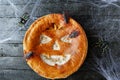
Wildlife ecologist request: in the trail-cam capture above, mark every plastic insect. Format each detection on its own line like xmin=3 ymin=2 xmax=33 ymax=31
xmin=94 ymin=39 xmax=109 ymax=53
xmin=24 ymin=51 xmax=33 ymax=59
xmin=18 ymin=12 xmax=30 ymax=27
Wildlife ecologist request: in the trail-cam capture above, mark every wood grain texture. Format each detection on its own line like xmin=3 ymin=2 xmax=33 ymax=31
xmin=1 ymin=2 xmax=120 ymax=17
xmin=0 ymin=4 xmax=34 ymax=18
xmin=0 ymin=44 xmax=23 ymax=56
xmin=0 ymin=57 xmax=30 ymax=69
xmin=0 ymin=69 xmax=107 ymax=80
xmin=0 ymin=0 xmax=120 ymax=80
xmin=0 ymin=70 xmax=46 ymax=80
xmin=0 ymin=0 xmax=35 ymax=5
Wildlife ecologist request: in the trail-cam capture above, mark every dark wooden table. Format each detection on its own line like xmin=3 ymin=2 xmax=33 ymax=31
xmin=0 ymin=0 xmax=120 ymax=80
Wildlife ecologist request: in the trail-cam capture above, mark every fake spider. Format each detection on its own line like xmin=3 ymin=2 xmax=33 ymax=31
xmin=18 ymin=12 xmax=30 ymax=27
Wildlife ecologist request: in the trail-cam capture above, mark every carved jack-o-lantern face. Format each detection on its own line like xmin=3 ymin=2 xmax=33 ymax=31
xmin=23 ymin=14 xmax=88 ymax=79
xmin=40 ymin=33 xmax=71 ymax=66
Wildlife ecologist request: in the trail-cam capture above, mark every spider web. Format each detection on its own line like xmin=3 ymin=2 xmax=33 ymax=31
xmin=0 ymin=0 xmax=120 ymax=80
xmin=84 ymin=0 xmax=120 ymax=80
xmin=0 ymin=0 xmax=38 ymax=43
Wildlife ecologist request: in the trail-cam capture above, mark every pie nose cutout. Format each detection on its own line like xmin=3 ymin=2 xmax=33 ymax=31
xmin=53 ymin=40 xmax=60 ymax=50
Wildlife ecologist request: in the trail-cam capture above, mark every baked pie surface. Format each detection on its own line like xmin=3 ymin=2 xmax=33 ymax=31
xmin=23 ymin=13 xmax=88 ymax=79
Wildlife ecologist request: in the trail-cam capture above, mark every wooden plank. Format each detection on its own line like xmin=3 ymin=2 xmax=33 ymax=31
xmin=0 ymin=70 xmax=46 ymax=80
xmin=1 ymin=2 xmax=120 ymax=18
xmin=0 ymin=57 xmax=30 ymax=69
xmin=0 ymin=0 xmax=111 ymax=5
xmin=0 ymin=4 xmax=34 ymax=17
xmin=0 ymin=0 xmax=35 ymax=5
xmin=0 ymin=69 xmax=107 ymax=80
xmin=0 ymin=43 xmax=23 ymax=56
xmin=0 ymin=31 xmax=25 ymax=43
xmin=0 ymin=0 xmax=101 ymax=5
xmin=0 ymin=18 xmax=19 ymax=30
xmin=0 ymin=14 xmax=120 ymax=31
xmin=1 ymin=0 xmax=120 ymax=5
xmin=24 ymin=2 xmax=120 ymax=16
xmin=0 ymin=18 xmax=34 ymax=31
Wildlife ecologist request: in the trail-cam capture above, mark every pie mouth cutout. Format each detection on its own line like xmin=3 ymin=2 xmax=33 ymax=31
xmin=40 ymin=54 xmax=71 ymax=66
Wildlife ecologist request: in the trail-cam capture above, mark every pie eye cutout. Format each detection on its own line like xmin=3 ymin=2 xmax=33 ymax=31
xmin=61 ymin=35 xmax=72 ymax=43
xmin=40 ymin=35 xmax=52 ymax=44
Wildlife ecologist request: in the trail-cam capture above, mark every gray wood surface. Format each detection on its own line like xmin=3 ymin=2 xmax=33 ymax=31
xmin=0 ymin=0 xmax=120 ymax=80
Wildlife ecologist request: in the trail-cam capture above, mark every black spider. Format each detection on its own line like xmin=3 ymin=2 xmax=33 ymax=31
xmin=19 ymin=12 xmax=30 ymax=27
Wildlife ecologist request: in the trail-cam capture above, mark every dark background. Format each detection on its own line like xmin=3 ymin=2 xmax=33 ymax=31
xmin=0 ymin=0 xmax=120 ymax=80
